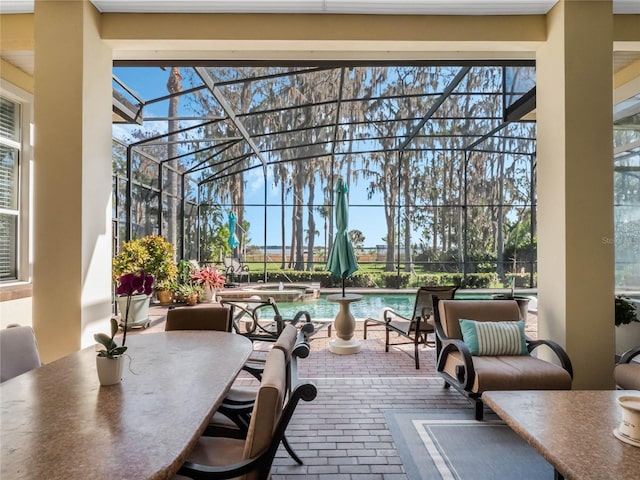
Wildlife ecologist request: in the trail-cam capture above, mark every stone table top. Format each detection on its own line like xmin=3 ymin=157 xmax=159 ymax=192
xmin=1 ymin=331 xmax=252 ymax=480
xmin=326 ymin=293 xmax=363 ymax=303
xmin=482 ymin=390 xmax=640 ymax=480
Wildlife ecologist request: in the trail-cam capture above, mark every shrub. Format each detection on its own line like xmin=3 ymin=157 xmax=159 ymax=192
xmin=113 ymin=235 xmax=177 ymax=289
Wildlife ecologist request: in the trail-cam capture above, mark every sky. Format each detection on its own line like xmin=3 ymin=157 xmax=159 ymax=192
xmin=112 ymin=66 xmax=392 ymax=247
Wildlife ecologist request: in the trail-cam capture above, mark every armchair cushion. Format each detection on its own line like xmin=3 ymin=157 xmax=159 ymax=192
xmin=442 ymin=351 xmax=573 ymax=394
xmin=459 ymin=319 xmax=528 ymax=356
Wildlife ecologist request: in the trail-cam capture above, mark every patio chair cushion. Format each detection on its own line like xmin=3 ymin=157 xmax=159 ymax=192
xmin=0 ymin=325 xmax=42 ymax=383
xmin=440 ymin=300 xmax=521 ymax=340
xmin=615 ymin=363 xmax=640 ymax=390
xmin=442 ymin=351 xmax=573 ymax=394
xmin=459 ymin=319 xmax=528 ymax=356
xmin=165 ymin=306 xmax=232 ymax=332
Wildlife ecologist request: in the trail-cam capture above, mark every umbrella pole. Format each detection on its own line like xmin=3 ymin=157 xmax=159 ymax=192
xmin=342 ymin=276 xmax=346 ymax=297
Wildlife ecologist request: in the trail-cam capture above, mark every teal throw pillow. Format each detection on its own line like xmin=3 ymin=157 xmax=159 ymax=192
xmin=459 ymin=319 xmax=529 ymax=356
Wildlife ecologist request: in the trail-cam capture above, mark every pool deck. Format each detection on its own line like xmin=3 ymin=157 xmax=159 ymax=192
xmin=126 ymin=290 xmax=539 ymax=479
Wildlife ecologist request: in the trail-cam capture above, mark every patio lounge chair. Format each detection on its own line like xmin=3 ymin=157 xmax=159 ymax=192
xmin=223 ymin=257 xmax=251 ymax=285
xmin=435 ymin=299 xmax=573 ymax=420
xmin=363 ymin=286 xmax=458 ymax=369
xmin=614 ymin=346 xmax=640 ymax=390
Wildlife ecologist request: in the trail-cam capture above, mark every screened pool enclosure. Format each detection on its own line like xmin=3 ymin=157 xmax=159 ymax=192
xmin=110 ymin=62 xmax=639 ymax=289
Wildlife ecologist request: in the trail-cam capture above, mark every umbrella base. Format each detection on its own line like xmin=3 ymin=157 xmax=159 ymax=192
xmin=329 ymin=337 xmax=362 ymax=355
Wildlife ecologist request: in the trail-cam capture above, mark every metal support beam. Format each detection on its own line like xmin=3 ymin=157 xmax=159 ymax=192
xmin=399 ymin=66 xmax=471 ymax=152
xmin=194 ymin=67 xmax=268 ymax=167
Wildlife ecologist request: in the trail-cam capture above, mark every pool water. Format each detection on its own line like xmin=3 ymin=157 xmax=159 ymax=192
xmin=275 ymin=292 xmax=492 ymax=320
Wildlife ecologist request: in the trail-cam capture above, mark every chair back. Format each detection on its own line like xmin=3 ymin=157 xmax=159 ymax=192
xmin=165 ymin=306 xmax=232 ymax=332
xmin=412 ymin=286 xmax=458 ymax=320
xmin=273 ymin=324 xmax=298 ymax=362
xmin=437 ymin=299 xmax=520 ymax=340
xmin=242 ymin=347 xmax=287 ymax=480
xmin=0 ymin=325 xmax=42 ymax=383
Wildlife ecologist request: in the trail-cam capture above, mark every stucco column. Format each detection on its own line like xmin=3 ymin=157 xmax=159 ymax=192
xmin=536 ymin=0 xmax=615 ymax=388
xmin=33 ymin=0 xmax=113 ymax=361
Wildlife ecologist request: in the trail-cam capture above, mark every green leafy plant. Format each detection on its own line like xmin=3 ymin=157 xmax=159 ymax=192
xmin=175 ymin=283 xmax=201 ymax=297
xmin=113 ymin=235 xmax=177 ymax=289
xmin=176 ymin=259 xmax=196 ymax=285
xmin=615 ymin=296 xmax=639 ymax=326
xmin=94 ymin=318 xmax=127 ymax=358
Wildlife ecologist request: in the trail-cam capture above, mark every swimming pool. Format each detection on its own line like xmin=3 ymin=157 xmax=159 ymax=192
xmin=275 ymin=292 xmax=493 ymax=320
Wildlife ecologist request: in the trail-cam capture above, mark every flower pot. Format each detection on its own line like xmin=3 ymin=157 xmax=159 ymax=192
xmin=185 ymin=294 xmax=199 ymax=306
xmin=492 ymin=294 xmax=530 ymax=321
xmin=115 ymin=294 xmax=151 ymax=329
xmin=201 ymin=285 xmax=216 ymax=303
xmin=96 ymin=355 xmax=124 ymax=386
xmin=156 ymin=289 xmax=173 ymax=306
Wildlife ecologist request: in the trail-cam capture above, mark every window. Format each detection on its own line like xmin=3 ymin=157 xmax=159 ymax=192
xmin=0 ymin=96 xmax=20 ymax=281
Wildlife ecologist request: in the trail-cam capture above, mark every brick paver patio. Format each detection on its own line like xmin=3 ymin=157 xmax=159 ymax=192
xmin=134 ymin=301 xmax=538 ymax=479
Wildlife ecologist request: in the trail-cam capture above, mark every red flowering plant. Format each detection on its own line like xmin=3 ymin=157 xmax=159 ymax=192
xmin=191 ymin=266 xmax=226 ymax=289
xmin=114 ymin=270 xmax=154 ymax=348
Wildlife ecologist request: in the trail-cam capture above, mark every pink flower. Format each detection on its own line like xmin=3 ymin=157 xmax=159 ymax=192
xmin=115 ymin=270 xmax=154 ymax=348
xmin=116 ymin=270 xmax=155 ymax=296
xmin=191 ymin=266 xmax=225 ymax=289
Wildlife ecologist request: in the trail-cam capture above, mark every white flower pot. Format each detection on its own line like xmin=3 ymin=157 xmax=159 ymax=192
xmin=116 ymin=294 xmax=151 ymax=328
xmin=201 ymin=285 xmax=216 ymax=303
xmin=96 ymin=355 xmax=123 ymax=386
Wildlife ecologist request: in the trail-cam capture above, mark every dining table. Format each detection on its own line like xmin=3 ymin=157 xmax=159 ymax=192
xmin=1 ymin=330 xmax=253 ymax=480
xmin=482 ymin=389 xmax=640 ymax=480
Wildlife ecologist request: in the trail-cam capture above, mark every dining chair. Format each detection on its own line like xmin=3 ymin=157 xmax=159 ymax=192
xmin=219 ymin=296 xmax=313 ymax=342
xmin=363 ymin=285 xmax=458 ymax=369
xmin=165 ymin=306 xmax=232 ymax=332
xmin=175 ymin=347 xmax=317 ymax=480
xmin=212 ymin=324 xmax=310 ymax=465
xmin=0 ymin=324 xmax=42 ymax=383
xmin=614 ymin=345 xmax=640 ymax=390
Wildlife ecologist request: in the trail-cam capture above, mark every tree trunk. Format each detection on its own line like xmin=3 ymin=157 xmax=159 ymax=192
xmin=306 ymin=176 xmax=316 ymax=270
xmin=166 ymin=67 xmax=181 ymax=253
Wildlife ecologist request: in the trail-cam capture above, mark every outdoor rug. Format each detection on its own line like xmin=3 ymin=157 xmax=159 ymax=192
xmin=385 ymin=409 xmax=553 ymax=480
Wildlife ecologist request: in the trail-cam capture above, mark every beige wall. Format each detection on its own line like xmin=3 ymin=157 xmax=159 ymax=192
xmin=33 ymin=0 xmax=113 ymax=361
xmin=537 ymin=0 xmax=615 ymax=388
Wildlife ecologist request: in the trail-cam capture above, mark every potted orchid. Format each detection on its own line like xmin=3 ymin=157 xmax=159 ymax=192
xmin=191 ymin=266 xmax=226 ymax=303
xmin=94 ymin=271 xmax=153 ymax=386
xmin=94 ymin=317 xmax=127 ymax=386
xmin=114 ymin=270 xmax=155 ymax=331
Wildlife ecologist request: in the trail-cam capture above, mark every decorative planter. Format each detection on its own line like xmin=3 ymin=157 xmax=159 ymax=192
xmin=185 ymin=294 xmax=198 ymax=306
xmin=156 ymin=289 xmax=173 ymax=306
xmin=115 ymin=294 xmax=151 ymax=329
xmin=201 ymin=285 xmax=216 ymax=303
xmin=614 ymin=395 xmax=640 ymax=446
xmin=96 ymin=355 xmax=123 ymax=386
xmin=492 ymin=294 xmax=530 ymax=321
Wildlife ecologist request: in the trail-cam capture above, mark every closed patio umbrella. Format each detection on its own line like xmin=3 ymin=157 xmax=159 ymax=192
xmin=227 ymin=211 xmax=240 ymax=250
xmin=326 ymin=178 xmax=358 ymax=296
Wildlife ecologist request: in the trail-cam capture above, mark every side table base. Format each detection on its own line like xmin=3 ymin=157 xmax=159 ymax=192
xmin=329 ymin=338 xmax=362 ymax=355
